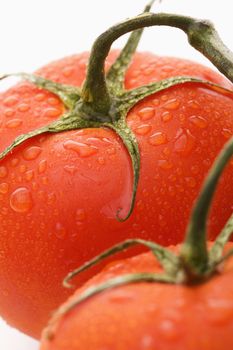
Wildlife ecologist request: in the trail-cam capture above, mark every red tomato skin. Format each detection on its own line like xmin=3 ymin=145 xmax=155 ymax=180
xmin=40 ymin=244 xmax=233 ymax=350
xmin=0 ymin=51 xmax=233 ymax=338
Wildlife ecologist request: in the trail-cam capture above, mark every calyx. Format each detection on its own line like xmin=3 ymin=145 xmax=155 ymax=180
xmin=0 ymin=1 xmax=233 ymax=220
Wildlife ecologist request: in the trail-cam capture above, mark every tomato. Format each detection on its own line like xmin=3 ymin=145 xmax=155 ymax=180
xmin=0 ymin=50 xmax=233 ymax=338
xmin=39 ymin=244 xmax=233 ymax=350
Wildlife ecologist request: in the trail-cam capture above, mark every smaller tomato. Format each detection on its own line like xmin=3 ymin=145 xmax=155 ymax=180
xmin=40 ymin=244 xmax=233 ymax=350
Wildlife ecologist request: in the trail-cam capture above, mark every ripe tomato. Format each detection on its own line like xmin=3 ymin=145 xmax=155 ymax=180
xmin=0 ymin=51 xmax=233 ymax=338
xmin=40 ymin=244 xmax=233 ymax=350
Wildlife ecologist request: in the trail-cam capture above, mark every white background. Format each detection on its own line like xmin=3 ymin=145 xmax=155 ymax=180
xmin=0 ymin=1 xmax=232 ymax=349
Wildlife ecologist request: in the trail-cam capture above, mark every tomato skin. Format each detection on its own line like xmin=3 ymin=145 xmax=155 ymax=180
xmin=0 ymin=51 xmax=233 ymax=338
xmin=40 ymin=244 xmax=233 ymax=350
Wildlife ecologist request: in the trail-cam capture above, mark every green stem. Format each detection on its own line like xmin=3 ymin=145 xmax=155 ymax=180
xmin=80 ymin=12 xmax=233 ymax=120
xmin=181 ymin=137 xmax=233 ymax=279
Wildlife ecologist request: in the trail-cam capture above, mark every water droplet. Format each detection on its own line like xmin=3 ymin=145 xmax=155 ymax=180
xmin=10 ymin=187 xmax=33 ymax=213
xmin=163 ymin=98 xmax=180 ymax=110
xmin=152 ymin=98 xmax=160 ymax=106
xmin=0 ymin=166 xmax=8 ymax=178
xmin=158 ymin=159 xmax=173 ymax=170
xmin=25 ymin=170 xmax=34 ymax=181
xmin=42 ymin=176 xmax=48 ymax=185
xmin=48 ymin=97 xmax=60 ymax=106
xmin=5 ymin=119 xmax=22 ymax=128
xmin=63 ymin=140 xmax=98 ymax=157
xmin=158 ymin=320 xmax=179 ymax=340
xmin=191 ymin=164 xmax=199 ymax=175
xmin=98 ymin=157 xmax=105 ymax=165
xmin=222 ymin=128 xmax=232 ymax=139
xmin=134 ymin=124 xmax=152 ymax=136
xmin=38 ymin=159 xmax=47 ymax=174
xmin=174 ymin=128 xmax=195 ymax=155
xmin=185 ymin=177 xmax=197 ymax=188
xmin=108 ymin=290 xmax=135 ymax=304
xmin=64 ymin=165 xmax=77 ymax=175
xmin=47 ymin=192 xmax=56 ymax=205
xmin=3 ymin=96 xmax=18 ymax=107
xmin=23 ymin=146 xmax=42 ymax=160
xmin=149 ymin=132 xmax=168 ymax=146
xmin=43 ymin=108 xmax=61 ymax=118
xmin=10 ymin=158 xmax=19 ymax=167
xmin=17 ymin=103 xmax=30 ymax=112
xmin=19 ymin=164 xmax=27 ymax=174
xmin=35 ymin=93 xmax=46 ymax=101
xmin=55 ymin=222 xmax=66 ymax=239
xmin=106 ymin=147 xmax=116 ymax=156
xmin=189 ymin=115 xmax=208 ymax=129
xmin=137 ymin=106 xmax=155 ymax=121
xmin=161 ymin=111 xmax=173 ymax=123
xmin=76 ymin=208 xmax=86 ymax=221
xmin=187 ymin=100 xmax=200 ymax=109
xmin=161 ymin=94 xmax=168 ymax=101
xmin=4 ymin=109 xmax=15 ymax=117
xmin=206 ymin=299 xmax=233 ymax=326
xmin=62 ymin=66 xmax=74 ymax=77
xmin=0 ymin=183 xmax=9 ymax=194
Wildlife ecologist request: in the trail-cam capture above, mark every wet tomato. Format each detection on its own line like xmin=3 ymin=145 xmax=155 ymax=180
xmin=0 ymin=50 xmax=233 ymax=337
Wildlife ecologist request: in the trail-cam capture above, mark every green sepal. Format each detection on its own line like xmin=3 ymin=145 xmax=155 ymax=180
xmin=63 ymin=238 xmax=179 ymax=289
xmin=60 ymin=273 xmax=175 ymax=317
xmin=119 ymin=76 xmax=233 ymax=113
xmin=0 ymin=73 xmax=80 ymax=109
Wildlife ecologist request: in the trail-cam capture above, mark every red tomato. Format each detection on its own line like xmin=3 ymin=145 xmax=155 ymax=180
xmin=40 ymin=244 xmax=233 ymax=350
xmin=0 ymin=51 xmax=233 ymax=338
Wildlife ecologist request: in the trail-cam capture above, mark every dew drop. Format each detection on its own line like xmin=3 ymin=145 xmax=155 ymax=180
xmin=17 ymin=103 xmax=30 ymax=112
xmin=0 ymin=166 xmax=8 ymax=178
xmin=5 ymin=119 xmax=22 ymax=128
xmin=0 ymin=183 xmax=9 ymax=194
xmin=163 ymin=98 xmax=180 ymax=110
xmin=152 ymin=98 xmax=160 ymax=106
xmin=98 ymin=157 xmax=105 ymax=165
xmin=149 ymin=132 xmax=168 ymax=146
xmin=63 ymin=140 xmax=98 ymax=157
xmin=187 ymin=100 xmax=200 ymax=109
xmin=137 ymin=106 xmax=155 ymax=121
xmin=35 ymin=93 xmax=46 ymax=101
xmin=25 ymin=170 xmax=34 ymax=181
xmin=48 ymin=97 xmax=60 ymax=106
xmin=222 ymin=128 xmax=232 ymax=139
xmin=185 ymin=177 xmax=197 ymax=188
xmin=10 ymin=187 xmax=33 ymax=213
xmin=158 ymin=159 xmax=173 ymax=170
xmin=10 ymin=158 xmax=19 ymax=167
xmin=158 ymin=320 xmax=179 ymax=340
xmin=76 ymin=208 xmax=86 ymax=221
xmin=64 ymin=165 xmax=77 ymax=175
xmin=161 ymin=111 xmax=173 ymax=123
xmin=4 ymin=109 xmax=15 ymax=117
xmin=3 ymin=96 xmax=18 ymax=107
xmin=38 ymin=159 xmax=47 ymax=174
xmin=62 ymin=66 xmax=74 ymax=77
xmin=174 ymin=128 xmax=195 ymax=155
xmin=43 ymin=108 xmax=61 ymax=118
xmin=23 ymin=146 xmax=42 ymax=161
xmin=19 ymin=164 xmax=27 ymax=174
xmin=191 ymin=164 xmax=199 ymax=175
xmin=107 ymin=147 xmax=116 ymax=155
xmin=189 ymin=115 xmax=208 ymax=129
xmin=206 ymin=299 xmax=233 ymax=326
xmin=55 ymin=222 xmax=67 ymax=239
xmin=134 ymin=124 xmax=152 ymax=136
